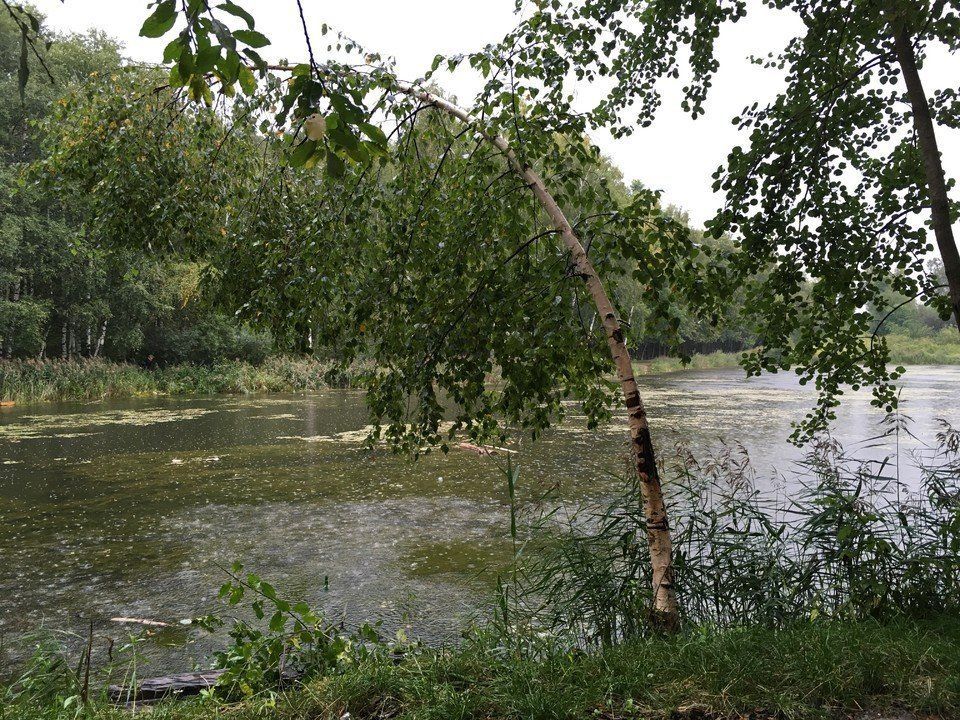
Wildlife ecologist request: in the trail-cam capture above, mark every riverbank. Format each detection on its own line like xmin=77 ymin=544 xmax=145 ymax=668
xmin=0 ymin=356 xmax=364 ymax=404
xmin=4 ymin=616 xmax=958 ymax=719
xmin=885 ymin=330 xmax=960 ymax=365
xmin=633 ymin=349 xmax=744 ymax=375
xmin=1 ymin=332 xmax=957 ymax=405
xmin=634 ymin=331 xmax=960 ymax=376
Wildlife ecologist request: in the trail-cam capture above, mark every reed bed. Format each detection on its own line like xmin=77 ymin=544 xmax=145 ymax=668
xmin=0 ymin=357 xmax=365 ymax=403
xmin=500 ymin=420 xmax=960 ymax=648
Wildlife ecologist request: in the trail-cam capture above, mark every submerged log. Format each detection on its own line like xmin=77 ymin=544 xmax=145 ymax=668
xmin=108 ymin=670 xmax=224 ymax=704
xmin=109 ymin=666 xmax=302 ymax=705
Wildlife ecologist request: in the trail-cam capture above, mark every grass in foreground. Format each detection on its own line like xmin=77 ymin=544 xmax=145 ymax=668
xmin=4 ymin=617 xmax=959 ymax=719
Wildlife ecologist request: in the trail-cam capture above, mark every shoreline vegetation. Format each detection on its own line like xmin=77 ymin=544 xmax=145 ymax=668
xmin=1 ymin=332 xmax=957 ymax=405
xmin=4 ymin=617 xmax=959 ymax=719
xmin=0 ymin=356 xmax=365 ymax=404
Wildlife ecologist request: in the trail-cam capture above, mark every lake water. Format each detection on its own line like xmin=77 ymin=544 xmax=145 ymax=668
xmin=1 ymin=366 xmax=958 ymax=674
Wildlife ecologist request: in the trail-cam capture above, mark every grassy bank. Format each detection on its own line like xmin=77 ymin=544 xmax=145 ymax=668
xmin=885 ymin=329 xmax=960 ymax=365
xmin=4 ymin=617 xmax=959 ymax=719
xmin=4 ymin=331 xmax=956 ymax=405
xmin=633 ymin=331 xmax=960 ymax=377
xmin=0 ymin=356 xmax=364 ymax=404
xmin=634 ymin=350 xmax=743 ymax=375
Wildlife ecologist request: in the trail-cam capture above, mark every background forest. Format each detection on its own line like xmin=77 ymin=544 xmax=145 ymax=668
xmin=2 ymin=12 xmax=953 ymax=376
xmin=0 ymin=14 xmax=274 ymax=366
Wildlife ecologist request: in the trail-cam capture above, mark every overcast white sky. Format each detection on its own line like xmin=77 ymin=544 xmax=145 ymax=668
xmin=30 ymin=0 xmax=960 ymax=228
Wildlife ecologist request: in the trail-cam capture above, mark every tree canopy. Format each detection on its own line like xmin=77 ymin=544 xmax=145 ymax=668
xmin=478 ymin=0 xmax=960 ymax=440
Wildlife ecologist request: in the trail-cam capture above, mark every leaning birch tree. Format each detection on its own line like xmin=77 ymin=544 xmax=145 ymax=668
xmin=30 ymin=0 xmax=730 ymax=627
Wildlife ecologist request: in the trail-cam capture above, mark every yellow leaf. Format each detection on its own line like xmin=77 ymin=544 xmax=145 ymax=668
xmin=304 ymin=114 xmax=327 ymax=141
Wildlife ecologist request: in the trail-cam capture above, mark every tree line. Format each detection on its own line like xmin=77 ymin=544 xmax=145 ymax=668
xmin=0 ymin=14 xmax=273 ymax=365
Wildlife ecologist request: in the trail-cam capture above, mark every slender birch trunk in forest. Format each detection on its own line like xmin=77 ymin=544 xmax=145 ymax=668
xmin=394 ymin=83 xmax=680 ymax=627
xmin=93 ymin=320 xmax=107 ymax=358
xmin=890 ymin=20 xmax=960 ymax=332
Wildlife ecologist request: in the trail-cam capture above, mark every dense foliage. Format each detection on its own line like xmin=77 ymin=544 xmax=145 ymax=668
xmin=0 ymin=13 xmax=271 ymax=365
xmin=481 ymin=0 xmax=960 ymax=441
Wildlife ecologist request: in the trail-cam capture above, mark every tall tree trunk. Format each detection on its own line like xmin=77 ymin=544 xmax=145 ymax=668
xmin=93 ymin=320 xmax=107 ymax=358
xmin=61 ymin=322 xmax=68 ymax=360
xmin=5 ymin=278 xmax=20 ymax=357
xmin=397 ymin=84 xmax=679 ymax=627
xmin=891 ymin=22 xmax=960 ymax=332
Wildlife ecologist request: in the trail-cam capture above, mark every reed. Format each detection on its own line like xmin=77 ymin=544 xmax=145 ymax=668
xmin=500 ymin=420 xmax=960 ymax=649
xmin=0 ymin=357 xmax=366 ymax=404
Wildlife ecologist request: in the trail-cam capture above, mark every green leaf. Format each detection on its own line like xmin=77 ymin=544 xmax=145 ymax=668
xmin=238 ymin=65 xmax=256 ymax=95
xmin=260 ymin=581 xmax=277 ymax=600
xmin=330 ymin=94 xmax=365 ymax=124
xmin=168 ymin=63 xmax=184 ymax=87
xmin=242 ymin=48 xmax=266 ymax=70
xmin=269 ymin=611 xmax=285 ymax=633
xmin=328 ymin=124 xmax=358 ymax=152
xmin=217 ymin=1 xmax=255 ymax=29
xmin=195 ymin=45 xmax=221 ymax=74
xmin=344 ymin=142 xmax=369 ymax=164
xmin=209 ymin=18 xmax=236 ymax=50
xmin=162 ymin=37 xmax=186 ymax=63
xmin=140 ymin=0 xmax=177 ymax=38
xmin=233 ymin=29 xmax=271 ymax=48
xmin=359 ymin=122 xmax=388 ymax=149
xmin=217 ymin=49 xmax=241 ymax=83
xmin=177 ymin=50 xmax=195 ymax=80
xmin=325 ymin=150 xmax=345 ymax=178
xmin=289 ymin=140 xmax=317 ymax=168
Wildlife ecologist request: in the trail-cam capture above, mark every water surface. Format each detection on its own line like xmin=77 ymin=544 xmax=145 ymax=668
xmin=1 ymin=366 xmax=957 ymax=673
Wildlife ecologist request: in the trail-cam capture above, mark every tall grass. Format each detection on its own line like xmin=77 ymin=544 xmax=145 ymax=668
xmin=632 ymin=331 xmax=960 ymax=378
xmin=502 ymin=420 xmax=960 ymax=648
xmin=885 ymin=328 xmax=960 ymax=365
xmin=0 ymin=357 xmax=367 ymax=403
xmin=633 ymin=350 xmax=743 ymax=376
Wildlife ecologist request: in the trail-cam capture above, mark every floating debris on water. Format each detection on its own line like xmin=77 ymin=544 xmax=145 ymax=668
xmin=0 ymin=407 xmax=217 ymax=440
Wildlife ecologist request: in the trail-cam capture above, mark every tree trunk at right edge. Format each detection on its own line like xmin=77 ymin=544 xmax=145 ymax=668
xmin=891 ymin=22 xmax=960 ymax=332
